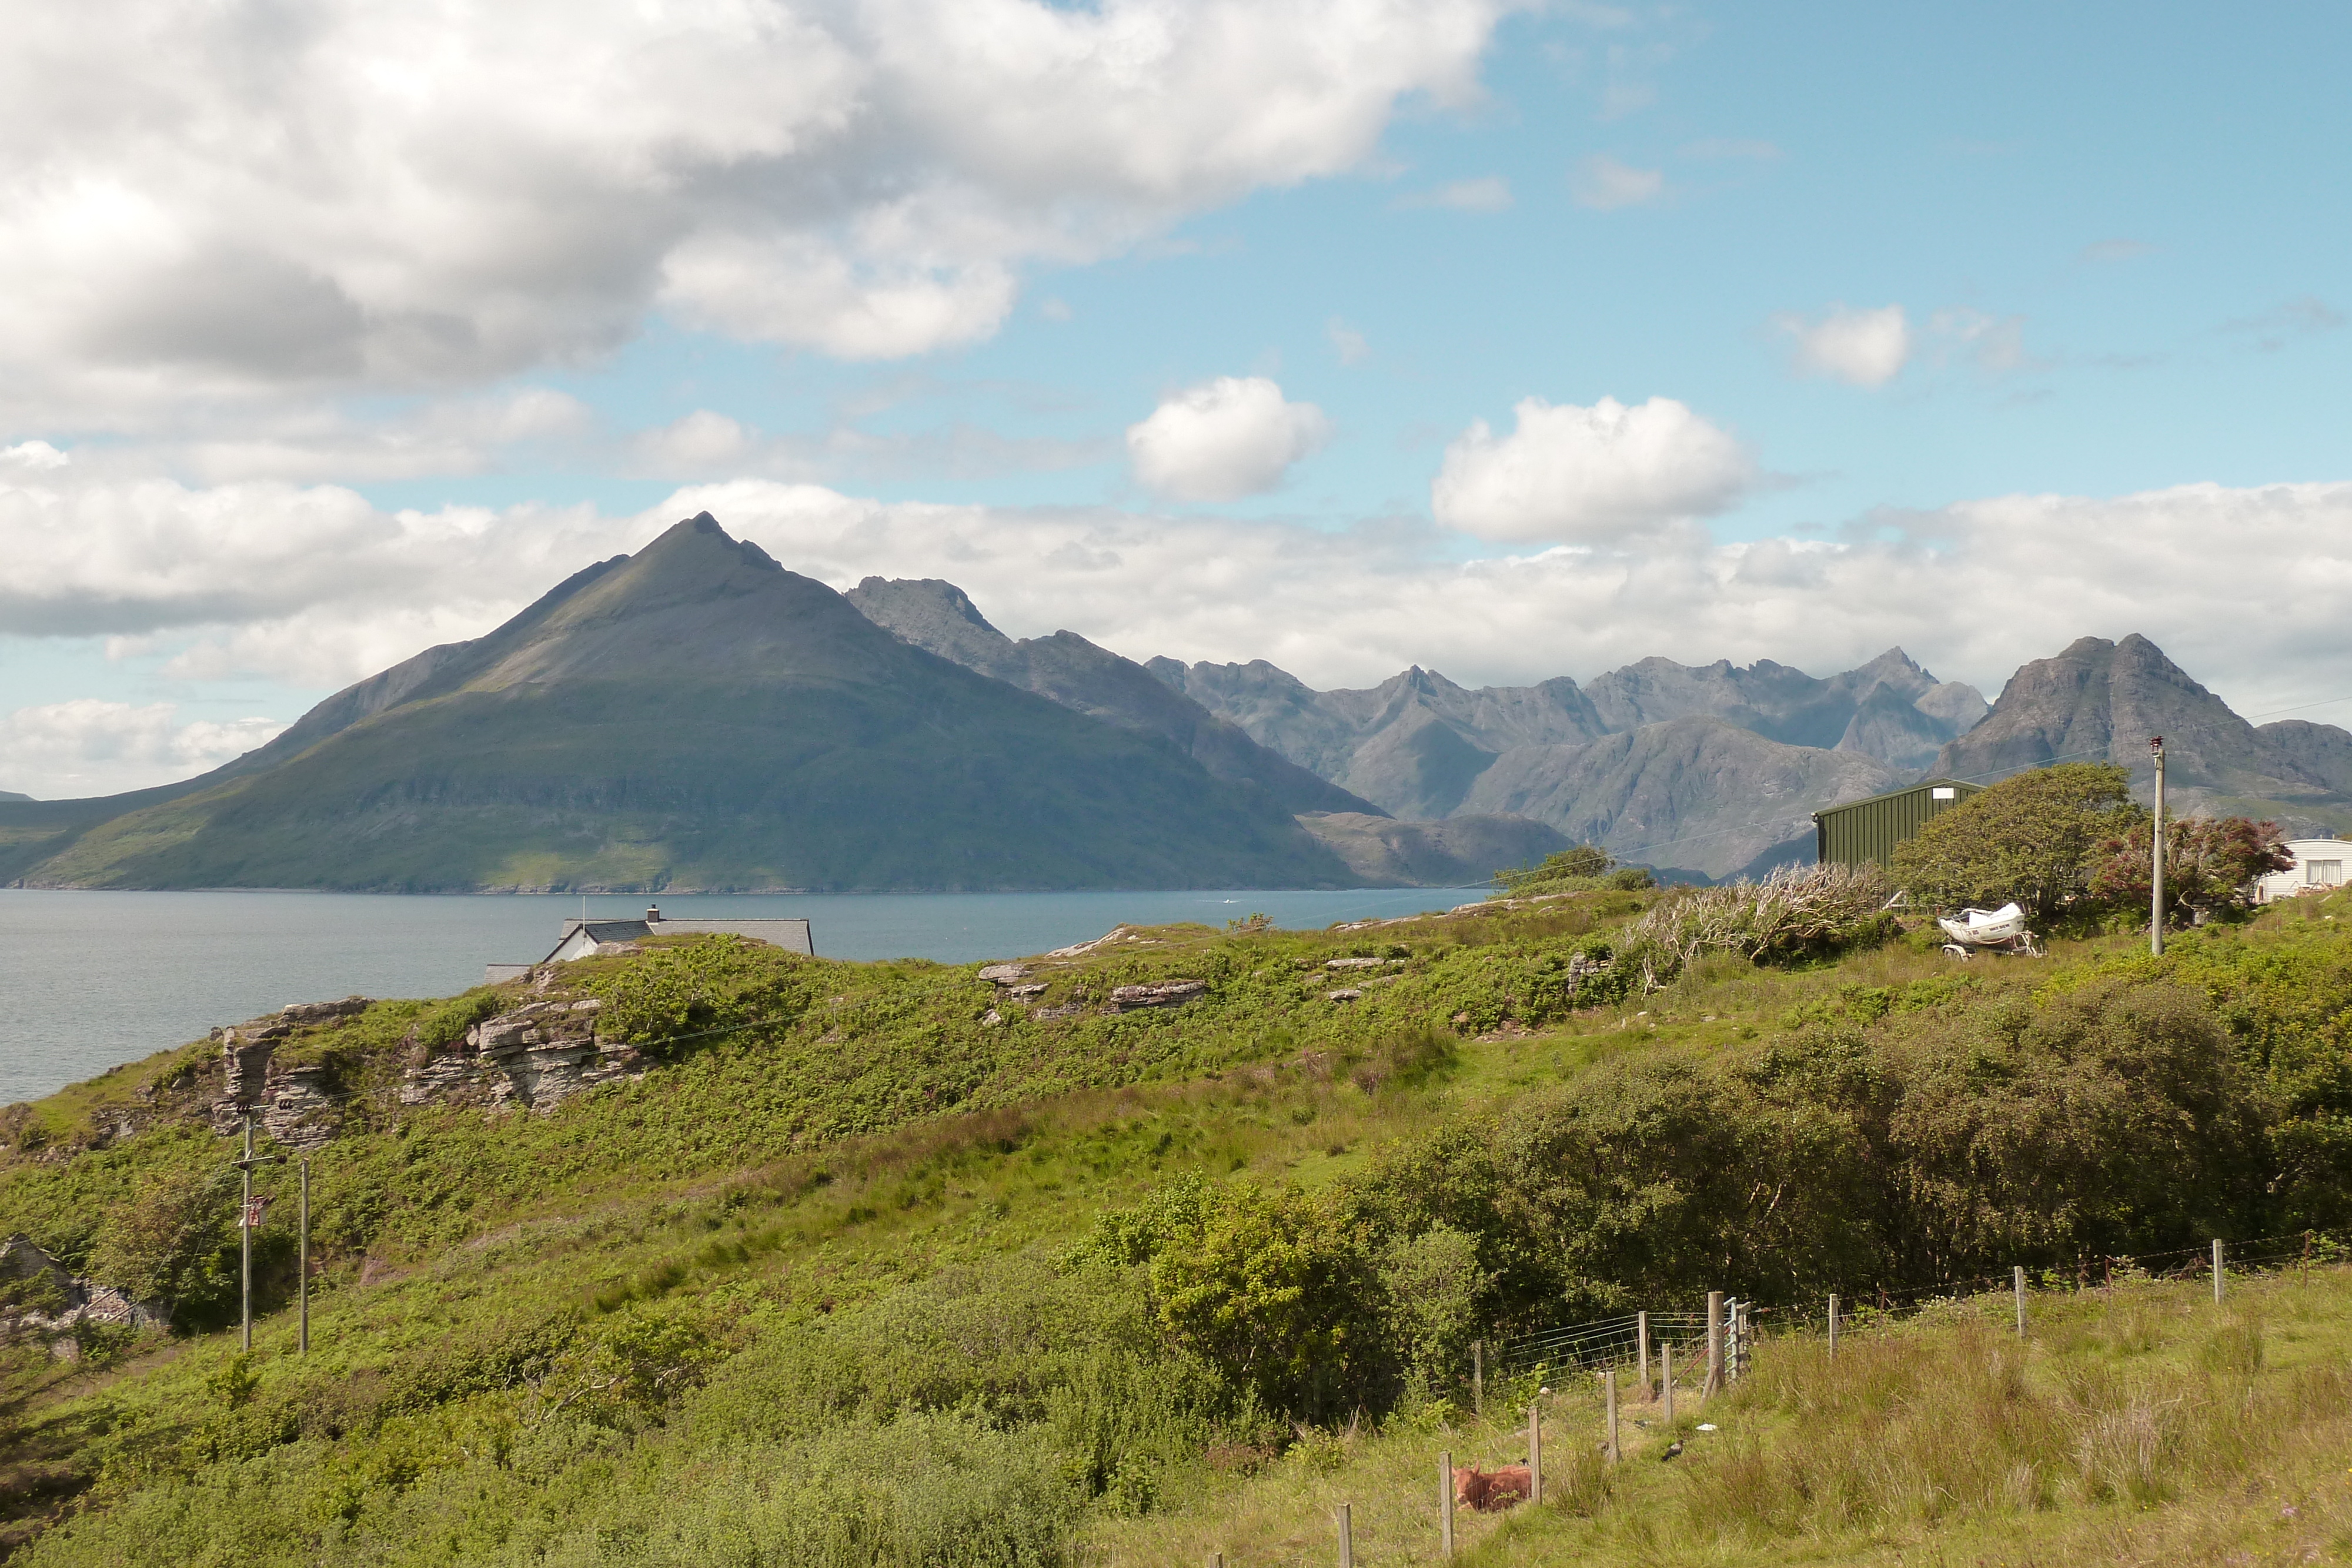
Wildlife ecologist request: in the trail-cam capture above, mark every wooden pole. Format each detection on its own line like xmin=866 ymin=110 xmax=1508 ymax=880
xmin=2150 ymin=737 xmax=2166 ymax=958
xmin=1733 ymin=1300 xmax=1750 ymax=1381
xmin=1661 ymin=1340 xmax=1674 ymax=1425
xmin=1604 ymin=1369 xmax=1620 ymax=1462
xmin=1637 ymin=1309 xmax=1650 ymax=1396
xmin=240 ymin=1110 xmax=254 ymax=1354
xmin=1828 ymin=1293 xmax=1839 ymax=1362
xmin=1439 ymin=1449 xmax=1455 ymax=1559
xmin=2013 ymin=1265 xmax=2026 ymax=1340
xmin=2213 ymin=1239 xmax=2225 ymax=1305
xmin=1472 ymin=1338 xmax=1484 ymax=1419
xmin=299 ymin=1159 xmax=310 ymax=1355
xmin=1705 ymin=1290 xmax=1724 ymax=1399
xmin=1337 ymin=1502 xmax=1353 ymax=1568
xmin=1528 ymin=1401 xmax=1543 ymax=1506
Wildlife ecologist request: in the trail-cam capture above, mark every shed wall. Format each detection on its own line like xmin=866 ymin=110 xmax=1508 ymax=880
xmin=1816 ymin=781 xmax=1982 ymax=867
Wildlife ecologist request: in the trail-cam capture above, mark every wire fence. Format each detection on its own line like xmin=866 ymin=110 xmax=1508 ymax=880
xmin=1483 ymin=1231 xmax=2348 ymax=1388
xmin=1489 ymin=1310 xmax=1708 ymax=1380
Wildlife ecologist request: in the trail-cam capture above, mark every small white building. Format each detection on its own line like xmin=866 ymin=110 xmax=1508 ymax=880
xmin=486 ymin=906 xmax=814 ymax=982
xmin=2254 ymin=839 xmax=2351 ymax=904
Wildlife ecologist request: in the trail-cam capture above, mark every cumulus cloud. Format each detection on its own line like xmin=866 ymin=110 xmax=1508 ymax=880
xmin=1126 ymin=377 xmax=1332 ymax=501
xmin=0 ymin=0 xmax=1509 ymax=423
xmin=1429 ymin=395 xmax=1753 ymax=541
xmin=1569 ymin=154 xmax=1663 ymax=209
xmin=0 ymin=700 xmax=285 ymax=800
xmin=1778 ymin=303 xmax=1912 ymax=387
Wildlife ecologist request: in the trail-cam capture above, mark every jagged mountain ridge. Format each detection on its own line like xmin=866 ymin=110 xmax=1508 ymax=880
xmin=843 ymin=577 xmax=1379 ymax=818
xmin=1143 ymin=645 xmax=1986 ymax=875
xmin=1 ymin=516 xmax=1359 ymax=892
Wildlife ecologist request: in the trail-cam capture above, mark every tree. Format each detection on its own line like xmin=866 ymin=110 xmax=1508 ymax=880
xmin=1494 ymin=844 xmax=1613 ymax=893
xmin=1887 ymin=763 xmax=2144 ymax=919
xmin=2088 ymin=815 xmax=2294 ymax=921
xmin=86 ymin=1168 xmax=245 ymax=1330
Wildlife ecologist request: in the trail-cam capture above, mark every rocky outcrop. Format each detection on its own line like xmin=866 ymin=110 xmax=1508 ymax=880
xmin=1 ymin=1235 xmax=162 ymax=1352
xmin=399 ymin=998 xmax=644 ymax=1112
xmin=208 ymin=997 xmax=372 ymax=1142
xmin=1106 ymin=981 xmax=1207 ymax=1012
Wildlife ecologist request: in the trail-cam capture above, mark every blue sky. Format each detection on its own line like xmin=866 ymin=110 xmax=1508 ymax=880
xmin=2 ymin=0 xmax=2348 ymax=795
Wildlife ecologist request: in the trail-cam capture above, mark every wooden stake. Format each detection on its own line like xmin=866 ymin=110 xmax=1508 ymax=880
xmin=2013 ymin=1265 xmax=2026 ymax=1340
xmin=1439 ymin=1448 xmax=1455 ymax=1559
xmin=1828 ymin=1293 xmax=1839 ymax=1362
xmin=1636 ymin=1309 xmax=1650 ymax=1396
xmin=1661 ymin=1340 xmax=1674 ymax=1425
xmin=1705 ymin=1290 xmax=1724 ymax=1399
xmin=1472 ymin=1338 xmax=1484 ymax=1419
xmin=2213 ymin=1238 xmax=2225 ymax=1305
xmin=1604 ymin=1369 xmax=1619 ymax=1462
xmin=1337 ymin=1502 xmax=1353 ymax=1568
xmin=1528 ymin=1401 xmax=1543 ymax=1506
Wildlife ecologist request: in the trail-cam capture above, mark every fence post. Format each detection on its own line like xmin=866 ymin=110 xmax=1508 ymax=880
xmin=1472 ymin=1338 xmax=1484 ymax=1419
xmin=1439 ymin=1449 xmax=1455 ymax=1559
xmin=2014 ymin=1265 xmax=2026 ymax=1340
xmin=1637 ymin=1309 xmax=1650 ymax=1396
xmin=1661 ymin=1340 xmax=1675 ymax=1425
xmin=2213 ymin=1239 xmax=2226 ymax=1305
xmin=1828 ymin=1293 xmax=1839 ymax=1362
xmin=1337 ymin=1502 xmax=1352 ymax=1568
xmin=1705 ymin=1290 xmax=1724 ymax=1398
xmin=1212 ymin=1555 xmax=1224 ymax=1568
xmin=1604 ymin=1369 xmax=1620 ymax=1462
xmin=1733 ymin=1299 xmax=1750 ymax=1380
xmin=1528 ymin=1401 xmax=1543 ymax=1506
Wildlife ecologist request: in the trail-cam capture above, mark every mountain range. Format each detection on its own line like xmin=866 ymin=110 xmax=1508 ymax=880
xmin=5 ymin=513 xmax=2347 ymax=891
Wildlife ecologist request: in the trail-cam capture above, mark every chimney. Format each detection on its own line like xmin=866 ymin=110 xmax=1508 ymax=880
xmin=645 ymin=904 xmax=662 ymax=924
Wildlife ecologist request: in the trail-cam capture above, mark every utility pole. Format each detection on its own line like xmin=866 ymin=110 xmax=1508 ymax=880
xmin=2150 ymin=736 xmax=2167 ymax=957
xmin=298 ymin=1159 xmax=310 ymax=1355
xmin=230 ymin=1107 xmax=286 ymax=1353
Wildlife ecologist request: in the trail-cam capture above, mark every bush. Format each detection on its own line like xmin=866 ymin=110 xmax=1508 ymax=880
xmin=1495 ymin=845 xmax=1613 ymax=894
xmin=1889 ymin=763 xmax=2143 ymax=920
xmin=2088 ymin=815 xmax=2294 ymax=921
xmin=1616 ymin=863 xmax=1896 ymax=989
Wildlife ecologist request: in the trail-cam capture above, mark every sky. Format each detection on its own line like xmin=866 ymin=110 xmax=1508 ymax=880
xmin=4 ymin=0 xmax=2349 ymax=798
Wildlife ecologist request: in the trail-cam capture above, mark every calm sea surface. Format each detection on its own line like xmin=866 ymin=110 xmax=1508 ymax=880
xmin=0 ymin=886 xmax=1474 ymax=1105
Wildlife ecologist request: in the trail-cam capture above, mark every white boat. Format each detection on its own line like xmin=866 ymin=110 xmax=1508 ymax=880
xmin=1937 ymin=902 xmax=2029 ymax=947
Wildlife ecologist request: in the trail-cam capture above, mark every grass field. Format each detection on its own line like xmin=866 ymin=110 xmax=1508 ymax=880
xmin=1 ymin=881 xmax=2348 ymax=1563
xmin=1088 ymin=1263 xmax=2352 ymax=1566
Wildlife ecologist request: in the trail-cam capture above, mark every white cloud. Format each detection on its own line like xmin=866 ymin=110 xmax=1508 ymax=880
xmin=1326 ymin=318 xmax=1371 ymax=366
xmin=0 ymin=0 xmax=1511 ymax=422
xmin=3 ymin=440 xmax=70 ymax=470
xmin=1430 ymin=395 xmax=1753 ymax=541
xmin=1778 ymin=303 xmax=1911 ymax=387
xmin=0 ymin=700 xmax=285 ymax=799
xmin=14 ymin=466 xmax=2352 ymax=793
xmin=1569 ymin=154 xmax=1663 ymax=209
xmin=1398 ymin=175 xmax=1513 ymax=212
xmin=1125 ymin=376 xmax=1332 ymax=501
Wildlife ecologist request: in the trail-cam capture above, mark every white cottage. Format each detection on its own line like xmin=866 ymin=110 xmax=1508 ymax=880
xmin=2254 ymin=839 xmax=2351 ymax=904
xmin=486 ymin=905 xmax=814 ymax=982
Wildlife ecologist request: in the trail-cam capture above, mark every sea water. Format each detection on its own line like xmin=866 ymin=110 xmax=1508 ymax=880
xmin=0 ymin=885 xmax=1475 ymax=1105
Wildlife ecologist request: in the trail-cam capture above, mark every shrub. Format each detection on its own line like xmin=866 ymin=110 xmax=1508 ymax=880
xmin=1617 ymin=863 xmax=1896 ymax=989
xmin=1889 ymin=763 xmax=2143 ymax=920
xmin=2087 ymin=814 xmax=2294 ymax=921
xmin=1495 ymin=844 xmax=1613 ymax=894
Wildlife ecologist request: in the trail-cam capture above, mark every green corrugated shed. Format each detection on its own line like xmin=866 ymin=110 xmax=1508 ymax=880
xmin=1813 ymin=779 xmax=1985 ymax=867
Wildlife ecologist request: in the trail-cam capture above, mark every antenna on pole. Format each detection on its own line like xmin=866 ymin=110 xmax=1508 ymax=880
xmin=2150 ymin=736 xmax=2166 ymax=957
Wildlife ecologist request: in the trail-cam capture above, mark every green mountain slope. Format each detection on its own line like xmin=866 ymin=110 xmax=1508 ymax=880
xmin=14 ymin=515 xmax=1355 ymax=891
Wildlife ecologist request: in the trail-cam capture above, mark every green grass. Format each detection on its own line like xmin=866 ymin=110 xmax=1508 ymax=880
xmin=1090 ymin=1265 xmax=2352 ymax=1566
xmin=2 ymin=884 xmax=2350 ymax=1563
